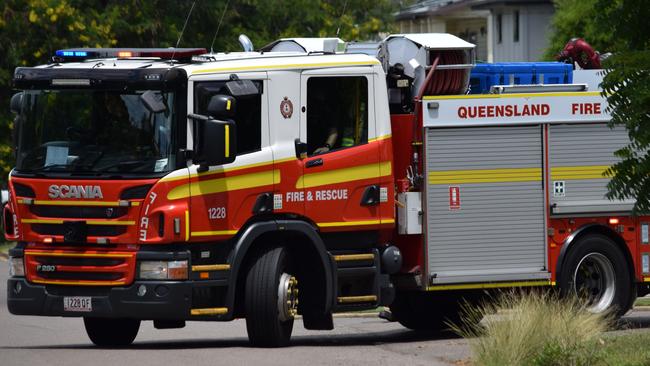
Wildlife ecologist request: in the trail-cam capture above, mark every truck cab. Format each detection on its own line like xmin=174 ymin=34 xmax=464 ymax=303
xmin=5 ymin=46 xmax=398 ymax=347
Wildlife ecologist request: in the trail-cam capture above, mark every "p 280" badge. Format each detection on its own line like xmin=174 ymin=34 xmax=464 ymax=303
xmin=36 ymin=264 xmax=57 ymax=272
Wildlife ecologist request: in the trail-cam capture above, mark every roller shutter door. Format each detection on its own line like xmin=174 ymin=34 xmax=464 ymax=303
xmin=425 ymin=125 xmax=547 ymax=283
xmin=549 ymin=123 xmax=633 ymax=214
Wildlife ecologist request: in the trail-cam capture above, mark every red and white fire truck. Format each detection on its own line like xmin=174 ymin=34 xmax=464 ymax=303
xmin=5 ymin=33 xmax=648 ymax=347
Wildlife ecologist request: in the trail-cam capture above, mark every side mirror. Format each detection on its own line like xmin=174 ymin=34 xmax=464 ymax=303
xmin=189 ymin=114 xmax=236 ymax=168
xmin=207 ymin=94 xmax=236 ymax=118
xmin=10 ymin=92 xmax=23 ymax=115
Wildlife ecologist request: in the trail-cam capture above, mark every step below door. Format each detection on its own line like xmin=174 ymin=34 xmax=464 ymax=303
xmin=425 ymin=125 xmax=548 ymax=284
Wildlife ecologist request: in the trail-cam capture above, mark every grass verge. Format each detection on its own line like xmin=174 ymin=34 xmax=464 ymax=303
xmin=451 ymin=292 xmax=611 ymax=366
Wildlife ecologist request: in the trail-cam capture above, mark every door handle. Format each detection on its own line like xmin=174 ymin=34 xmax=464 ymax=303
xmin=360 ymin=185 xmax=380 ymax=206
xmin=306 ymin=158 xmax=323 ymax=168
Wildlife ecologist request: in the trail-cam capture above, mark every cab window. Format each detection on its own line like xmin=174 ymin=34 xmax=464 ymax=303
xmin=306 ymin=76 xmax=368 ymax=156
xmin=195 ymin=81 xmax=263 ymax=155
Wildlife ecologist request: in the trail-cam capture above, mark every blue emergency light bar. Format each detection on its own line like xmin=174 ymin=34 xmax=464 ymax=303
xmin=53 ymin=48 xmax=207 ymax=62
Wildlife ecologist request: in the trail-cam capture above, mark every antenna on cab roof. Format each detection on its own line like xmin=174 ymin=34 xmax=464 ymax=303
xmin=210 ymin=0 xmax=231 ymax=54
xmin=335 ymin=0 xmax=349 ymax=38
xmin=171 ymin=1 xmax=197 ymax=63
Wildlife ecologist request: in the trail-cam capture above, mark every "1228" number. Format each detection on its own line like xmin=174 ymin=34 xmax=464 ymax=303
xmin=208 ymin=207 xmax=226 ymax=219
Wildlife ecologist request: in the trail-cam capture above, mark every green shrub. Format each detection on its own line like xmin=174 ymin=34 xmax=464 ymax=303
xmin=452 ymin=292 xmax=610 ymax=366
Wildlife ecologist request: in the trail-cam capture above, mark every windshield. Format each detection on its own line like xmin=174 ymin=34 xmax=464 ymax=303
xmin=15 ymin=89 xmax=177 ymax=176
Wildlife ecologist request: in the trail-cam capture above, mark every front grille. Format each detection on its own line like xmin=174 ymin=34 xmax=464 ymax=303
xmin=30 ymin=205 xmax=128 ymax=219
xmin=36 ymin=256 xmax=123 ymax=266
xmin=25 ymin=250 xmax=136 ymax=286
xmin=38 ymin=271 xmax=124 ymax=281
xmin=32 ymin=224 xmax=127 ymax=237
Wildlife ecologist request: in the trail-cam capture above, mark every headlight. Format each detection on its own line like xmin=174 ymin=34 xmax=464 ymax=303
xmin=9 ymin=257 xmax=25 ymax=277
xmin=139 ymin=260 xmax=187 ymax=280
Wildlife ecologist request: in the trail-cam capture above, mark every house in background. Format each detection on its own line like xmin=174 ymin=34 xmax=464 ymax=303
xmin=395 ymin=0 xmax=555 ymax=62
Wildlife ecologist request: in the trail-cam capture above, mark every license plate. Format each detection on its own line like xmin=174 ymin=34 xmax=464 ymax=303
xmin=63 ymin=297 xmax=92 ymax=312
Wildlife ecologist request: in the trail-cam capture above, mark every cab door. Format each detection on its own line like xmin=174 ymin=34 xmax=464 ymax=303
xmin=299 ymin=69 xmax=382 ymax=231
xmin=186 ymin=72 xmax=273 ymax=241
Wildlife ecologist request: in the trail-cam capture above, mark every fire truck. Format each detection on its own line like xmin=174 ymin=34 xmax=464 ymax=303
xmin=5 ymin=33 xmax=648 ymax=347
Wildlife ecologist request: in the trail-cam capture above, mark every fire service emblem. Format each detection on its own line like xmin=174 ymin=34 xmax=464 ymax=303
xmin=280 ymin=97 xmax=293 ymax=119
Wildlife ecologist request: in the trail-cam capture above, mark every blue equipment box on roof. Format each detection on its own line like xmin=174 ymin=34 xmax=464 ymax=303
xmin=469 ymin=62 xmax=573 ymax=94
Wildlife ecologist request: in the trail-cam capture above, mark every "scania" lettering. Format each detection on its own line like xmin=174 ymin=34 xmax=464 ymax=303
xmin=48 ymin=185 xmax=103 ymax=199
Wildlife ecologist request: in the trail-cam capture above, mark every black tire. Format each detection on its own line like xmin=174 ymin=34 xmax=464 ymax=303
xmin=559 ymin=234 xmax=632 ymax=317
xmin=83 ymin=317 xmax=140 ymax=347
xmin=245 ymin=246 xmax=296 ymax=347
xmin=391 ymin=292 xmax=467 ymax=331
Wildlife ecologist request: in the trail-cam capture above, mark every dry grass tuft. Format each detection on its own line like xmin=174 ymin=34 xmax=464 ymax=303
xmin=451 ymin=291 xmax=611 ymax=366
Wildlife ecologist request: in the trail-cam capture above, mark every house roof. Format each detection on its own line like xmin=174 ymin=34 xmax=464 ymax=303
xmin=395 ymin=0 xmax=551 ymax=20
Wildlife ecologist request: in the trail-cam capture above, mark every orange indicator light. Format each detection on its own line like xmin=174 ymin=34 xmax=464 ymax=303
xmin=609 ymin=218 xmax=620 ymax=225
xmin=118 ymin=51 xmax=133 ymax=58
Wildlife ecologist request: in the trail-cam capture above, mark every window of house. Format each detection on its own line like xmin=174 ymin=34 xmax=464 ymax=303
xmin=306 ymin=76 xmax=368 ymax=156
xmin=496 ymin=14 xmax=503 ymax=44
xmin=194 ymin=81 xmax=263 ymax=156
xmin=514 ymin=11 xmax=520 ymax=42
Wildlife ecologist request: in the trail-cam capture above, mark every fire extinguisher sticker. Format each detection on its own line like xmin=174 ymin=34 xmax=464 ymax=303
xmin=449 ymin=186 xmax=461 ymax=210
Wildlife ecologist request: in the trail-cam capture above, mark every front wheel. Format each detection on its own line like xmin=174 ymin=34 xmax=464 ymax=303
xmin=83 ymin=317 xmax=140 ymax=347
xmin=245 ymin=246 xmax=298 ymax=347
xmin=559 ymin=234 xmax=633 ymax=317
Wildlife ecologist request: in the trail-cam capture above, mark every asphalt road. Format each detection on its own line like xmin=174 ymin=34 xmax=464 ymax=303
xmin=2 ymin=259 xmax=650 ymax=366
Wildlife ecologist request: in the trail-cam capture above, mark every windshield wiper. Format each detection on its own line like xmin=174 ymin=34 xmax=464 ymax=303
xmin=38 ymin=164 xmax=73 ymax=171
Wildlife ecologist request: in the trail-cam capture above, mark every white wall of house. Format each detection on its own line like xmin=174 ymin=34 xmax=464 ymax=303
xmin=396 ymin=2 xmax=555 ymax=62
xmin=491 ymin=4 xmax=554 ymax=61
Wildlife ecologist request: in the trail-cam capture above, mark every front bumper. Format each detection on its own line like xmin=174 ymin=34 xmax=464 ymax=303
xmin=7 ymin=278 xmax=197 ymax=320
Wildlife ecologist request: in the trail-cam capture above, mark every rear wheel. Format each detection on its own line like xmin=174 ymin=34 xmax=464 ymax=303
xmin=83 ymin=317 xmax=140 ymax=347
xmin=559 ymin=234 xmax=632 ymax=317
xmin=245 ymin=246 xmax=298 ymax=347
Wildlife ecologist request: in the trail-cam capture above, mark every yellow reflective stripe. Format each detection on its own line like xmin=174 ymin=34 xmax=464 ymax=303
xmin=337 ymin=295 xmax=377 ymax=303
xmin=191 ymin=230 xmax=238 ymax=237
xmin=191 ymin=264 xmax=230 ymax=272
xmin=17 ymin=200 xmax=140 ymax=207
xmin=86 ymin=220 xmax=135 ymax=226
xmin=25 ymin=251 xmax=133 ymax=258
xmin=317 ymin=219 xmax=394 ymax=228
xmin=190 ymin=307 xmax=228 ymax=315
xmin=31 ymin=279 xmax=127 ymax=286
xmin=21 ymin=219 xmax=135 ymax=226
xmin=193 ymin=60 xmax=380 ymax=75
xmin=368 ymin=134 xmax=391 ymax=142
xmin=224 ymin=125 xmax=230 ymax=158
xmin=226 ymin=99 xmax=231 ymax=111
xmin=167 ymin=169 xmax=281 ymax=200
xmin=333 ymin=254 xmax=375 ymax=262
xmin=429 ymin=167 xmax=542 ymax=185
xmin=185 ymin=210 xmax=190 ymax=242
xmin=160 ymin=158 xmax=298 ymax=183
xmin=427 ymin=280 xmax=552 ymax=291
xmin=551 ymin=165 xmax=611 ymax=180
xmin=296 ymin=161 xmax=392 ymax=189
xmin=423 ymin=91 xmax=603 ymax=100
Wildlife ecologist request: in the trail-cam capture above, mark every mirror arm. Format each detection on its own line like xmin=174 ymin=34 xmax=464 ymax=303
xmin=187 ymin=113 xmax=211 ymax=121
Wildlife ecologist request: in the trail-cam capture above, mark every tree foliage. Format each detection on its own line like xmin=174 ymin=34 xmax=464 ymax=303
xmin=543 ymin=0 xmax=617 ymax=60
xmin=598 ymin=0 xmax=650 ymax=212
xmin=0 ymin=0 xmax=398 ymax=185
